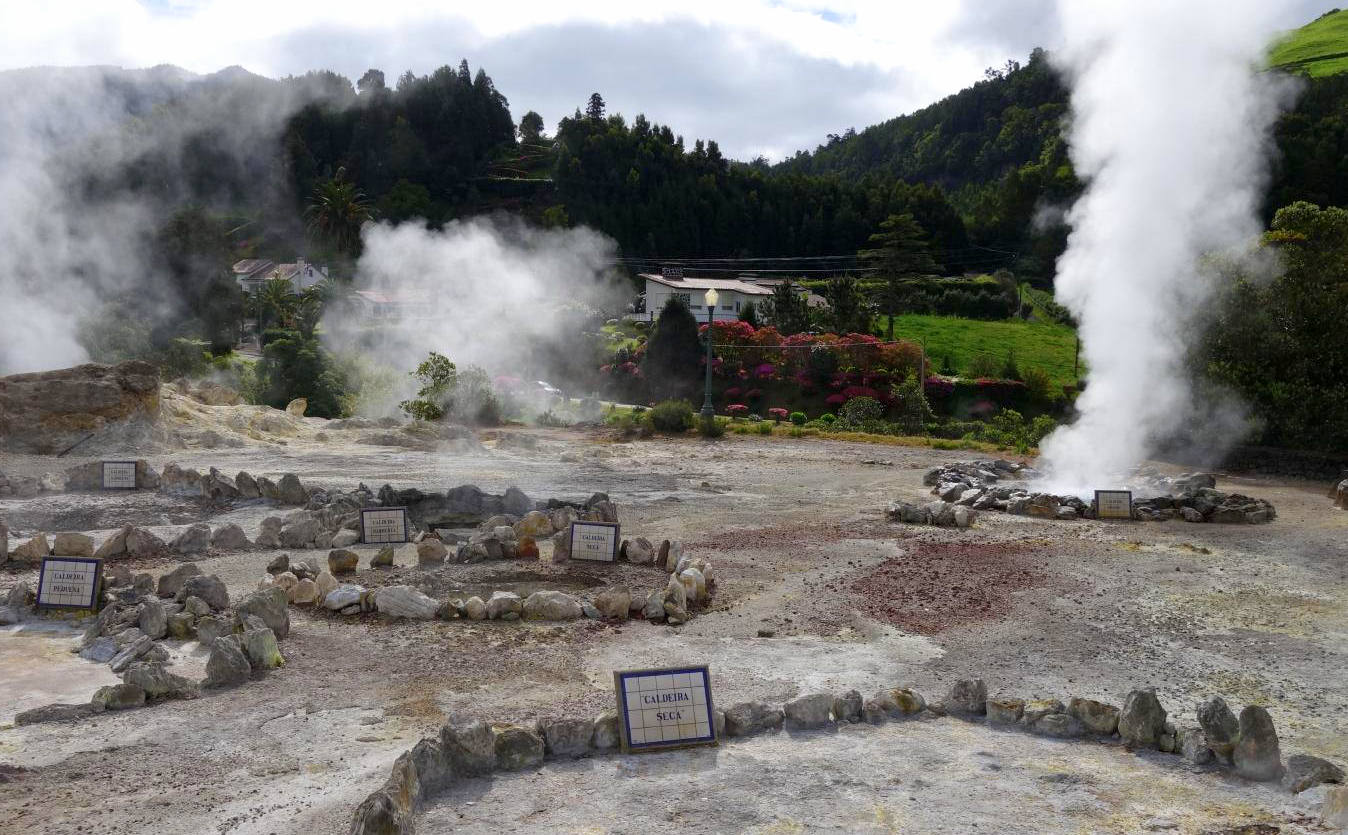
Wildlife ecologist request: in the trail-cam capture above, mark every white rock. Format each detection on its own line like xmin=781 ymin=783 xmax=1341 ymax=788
xmin=522 ymin=590 xmax=582 ymax=621
xmin=486 ymin=590 xmax=523 ymax=620
xmin=463 ymin=595 xmax=488 ymax=620
xmin=331 ymin=529 xmax=360 ymax=548
xmin=679 ymin=567 xmax=706 ymax=603
xmin=315 ymin=570 xmax=338 ymax=600
xmin=374 ymin=585 xmax=439 ymax=619
xmin=323 ymin=584 xmax=365 ymax=611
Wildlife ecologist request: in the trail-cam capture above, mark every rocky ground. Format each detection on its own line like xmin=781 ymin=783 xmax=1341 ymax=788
xmin=1 ymin=415 xmax=1346 ymax=834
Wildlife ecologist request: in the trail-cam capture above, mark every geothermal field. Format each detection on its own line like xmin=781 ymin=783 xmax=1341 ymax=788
xmin=0 ymin=374 xmax=1345 ymax=834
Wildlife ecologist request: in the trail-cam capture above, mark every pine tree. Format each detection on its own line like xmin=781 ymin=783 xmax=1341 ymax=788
xmin=859 ymin=213 xmax=941 ymax=339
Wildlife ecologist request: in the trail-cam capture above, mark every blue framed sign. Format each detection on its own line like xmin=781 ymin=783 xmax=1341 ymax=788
xmin=613 ymin=665 xmax=716 ymax=752
xmin=361 ymin=507 xmax=410 ymax=544
xmin=36 ymin=556 xmax=103 ymax=610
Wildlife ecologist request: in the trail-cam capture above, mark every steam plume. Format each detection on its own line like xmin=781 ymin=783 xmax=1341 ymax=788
xmin=1037 ymin=0 xmax=1292 ymax=494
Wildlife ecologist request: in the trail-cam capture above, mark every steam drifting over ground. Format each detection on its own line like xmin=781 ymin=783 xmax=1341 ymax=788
xmin=1037 ymin=0 xmax=1294 ymax=495
xmin=322 ymin=218 xmax=627 ymax=415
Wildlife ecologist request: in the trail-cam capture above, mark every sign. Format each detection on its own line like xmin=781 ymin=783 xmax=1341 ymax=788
xmin=614 ymin=665 xmax=716 ymax=752
xmin=102 ymin=460 xmax=138 ymax=490
xmin=661 ymin=266 xmax=684 ymax=280
xmin=570 ymin=521 xmax=619 ymax=562
xmin=361 ymin=507 xmax=409 ymax=544
xmin=36 ymin=557 xmax=103 ymax=610
xmin=1095 ymin=490 xmax=1134 ymax=520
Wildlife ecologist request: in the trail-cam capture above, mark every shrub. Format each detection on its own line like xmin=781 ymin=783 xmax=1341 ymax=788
xmin=649 ymin=399 xmax=694 ymax=433
xmin=838 ymin=396 xmax=884 ymax=425
xmin=819 ymin=413 xmax=837 ymax=424
xmin=726 ymin=404 xmax=749 ymax=419
xmin=756 ymin=421 xmax=773 ymax=435
xmin=1022 ymin=367 xmax=1053 ymax=406
xmin=698 ymin=414 xmax=726 ymax=437
xmin=768 ymin=407 xmax=789 ymax=423
xmin=967 ymin=353 xmax=1002 ymax=378
xmin=789 ymin=411 xmax=807 ymax=425
xmin=890 ymin=374 xmax=935 ymax=433
xmin=1001 ymin=351 xmax=1022 ymax=381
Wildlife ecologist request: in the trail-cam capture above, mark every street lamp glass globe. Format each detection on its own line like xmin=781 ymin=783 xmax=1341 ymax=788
xmin=704 ymin=288 xmax=719 ymax=308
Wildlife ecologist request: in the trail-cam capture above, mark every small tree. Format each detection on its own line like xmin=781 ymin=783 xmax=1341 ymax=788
xmin=822 ymin=275 xmax=871 ymax=334
xmin=585 ymin=92 xmax=606 ymax=121
xmin=399 ymin=351 xmax=457 ymax=421
xmin=891 ymin=373 xmax=935 ymax=433
xmin=519 ymin=110 xmax=545 ymax=142
xmin=761 ymin=281 xmax=812 ymax=335
xmin=859 ymin=213 xmax=941 ymax=340
xmin=738 ymin=300 xmax=760 ymax=328
xmin=642 ymin=296 xmax=702 ymax=399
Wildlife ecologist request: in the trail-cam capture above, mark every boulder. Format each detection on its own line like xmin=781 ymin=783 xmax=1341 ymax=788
xmin=331 ymin=528 xmax=360 ymax=548
xmin=723 ymin=701 xmax=785 ymax=737
xmin=589 ymin=499 xmax=619 ymax=524
xmin=157 ymin=563 xmax=202 ymax=598
xmin=783 ymin=693 xmax=835 ymax=730
xmin=241 ymin=628 xmax=284 ymax=670
xmin=440 ymin=718 xmax=497 ymax=776
xmin=94 ymin=526 xmax=130 ymax=560
xmin=1233 ymin=705 xmax=1283 ymax=781
xmin=235 ymin=587 xmax=290 ymax=638
xmin=832 ymin=690 xmax=863 ymax=724
xmin=178 ymin=574 xmax=229 ymax=611
xmin=591 ymin=710 xmax=621 ymax=750
xmin=138 ymin=599 xmax=168 ymax=640
xmin=1067 ymin=697 xmax=1120 ymax=735
xmin=537 ymin=717 xmax=593 ymax=758
xmin=285 ymin=398 xmax=307 ymax=417
xmin=315 ymin=570 xmax=338 ymax=600
xmin=195 ymin=615 xmax=229 ymax=646
xmin=210 ymin=524 xmax=251 ymax=550
xmin=1283 ymin=754 xmax=1344 ymax=794
xmin=1198 ymin=696 xmax=1241 ymax=763
xmin=0 ymin=360 xmax=160 ymax=454
xmin=52 ymin=532 xmax=94 ymax=557
xmin=986 ymin=698 xmax=1025 ymax=725
xmin=204 ymin=635 xmax=252 ymax=688
xmin=514 ymin=511 xmax=554 ymax=539
xmin=417 ymin=539 xmax=448 ymax=566
xmin=1178 ymin=726 xmax=1215 ymax=765
xmin=375 ymin=585 xmax=440 ymax=620
xmin=494 ymin=725 xmax=545 ymax=770
xmin=125 ymin=526 xmax=167 ymax=558
xmin=323 ymin=584 xmax=365 ymax=611
xmin=624 ymin=537 xmax=655 ymax=564
xmin=548 ymin=529 xmax=571 ymax=562
xmin=108 ymin=636 xmax=154 ymax=672
xmin=279 ymin=515 xmax=321 ymax=548
xmin=946 ymin=679 xmax=988 ymax=716
xmin=370 ymin=546 xmax=395 ymax=568
xmin=642 ymin=589 xmax=665 ymax=622
xmin=166 ymin=611 xmax=196 ymax=639
xmin=1030 ymin=713 xmax=1087 ymax=739
xmin=502 ymin=487 xmax=533 ymax=517
xmin=462 ymin=595 xmax=488 ymax=620
xmin=486 ymin=591 xmax=523 ymax=620
xmin=79 ymin=636 xmax=118 ymax=662
xmin=91 ymin=682 xmax=145 ymax=711
xmin=123 ymin=661 xmax=198 ymax=700
xmin=522 ymin=590 xmax=582 ymax=621
xmin=1118 ymin=689 xmax=1167 ymax=749
xmin=12 ymin=533 xmax=51 ymax=562
xmin=593 ymin=586 xmax=631 ymax=619
xmin=171 ymin=523 xmax=211 ymax=555
xmin=277 ymin=473 xmax=308 ymax=505
xmin=328 ymin=549 xmax=359 ymax=575
xmin=235 ymin=471 xmax=260 ymax=499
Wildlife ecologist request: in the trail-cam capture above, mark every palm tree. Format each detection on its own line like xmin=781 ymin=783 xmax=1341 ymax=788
xmin=257 ymin=277 xmax=296 ymax=333
xmin=305 ymin=166 xmax=372 ymax=258
xmin=293 ymin=285 xmax=326 ymax=339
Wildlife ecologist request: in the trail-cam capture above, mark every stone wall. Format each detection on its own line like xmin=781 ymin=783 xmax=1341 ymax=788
xmin=0 ymin=361 xmax=160 ymax=454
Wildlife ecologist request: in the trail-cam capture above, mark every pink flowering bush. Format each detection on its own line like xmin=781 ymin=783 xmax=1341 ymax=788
xmin=767 ymin=407 xmax=789 ymax=423
xmin=726 ymin=403 xmax=749 ymax=418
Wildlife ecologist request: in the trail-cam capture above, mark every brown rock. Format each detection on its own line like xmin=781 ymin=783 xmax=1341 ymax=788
xmin=0 ymin=361 xmax=160 ymax=454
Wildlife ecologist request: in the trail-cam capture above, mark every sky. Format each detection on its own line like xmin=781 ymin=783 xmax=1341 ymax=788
xmin=0 ymin=0 xmax=1337 ymax=161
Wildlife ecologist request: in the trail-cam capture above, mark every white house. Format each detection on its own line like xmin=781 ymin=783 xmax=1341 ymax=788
xmin=637 ymin=272 xmax=773 ymax=323
xmin=233 ymin=257 xmax=329 ymax=295
xmin=348 ymin=289 xmax=425 ymax=320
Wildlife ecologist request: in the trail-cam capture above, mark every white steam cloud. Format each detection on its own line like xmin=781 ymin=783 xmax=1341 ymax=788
xmin=1037 ymin=0 xmax=1293 ymax=494
xmin=323 ymin=217 xmax=627 ymax=415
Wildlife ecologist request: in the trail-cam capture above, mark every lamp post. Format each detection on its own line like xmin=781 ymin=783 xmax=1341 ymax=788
xmin=700 ymin=288 xmax=719 ymax=421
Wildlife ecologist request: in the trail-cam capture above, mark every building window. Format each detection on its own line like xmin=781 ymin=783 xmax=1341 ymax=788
xmin=690 ymin=304 xmax=702 ymax=310
xmin=721 ymin=304 xmax=733 ymax=311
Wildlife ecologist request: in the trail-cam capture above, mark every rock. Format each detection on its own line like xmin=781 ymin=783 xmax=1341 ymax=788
xmin=125 ymin=526 xmax=167 ymax=558
xmin=376 ymin=585 xmax=440 ymax=620
xmin=235 ymin=471 xmax=259 ymax=499
xmin=12 ymin=532 xmax=51 ymax=562
xmin=679 ymin=568 xmax=706 ymax=604
xmin=832 ymin=690 xmax=863 ymax=723
xmin=625 ymin=537 xmax=655 ymax=564
xmin=329 ymin=528 xmax=359 ymax=549
xmin=109 ymin=635 xmax=154 ymax=672
xmin=1198 ymin=696 xmax=1241 ymax=763
xmin=783 ymin=693 xmax=834 ymax=729
xmin=289 ymin=578 xmax=317 ymax=605
xmin=0 ymin=360 xmax=160 ymax=455
xmin=642 ymin=589 xmax=665 ymax=621
xmin=1233 ymin=705 xmax=1284 ymax=781
xmin=485 ymin=591 xmax=523 ymax=620
xmin=514 ymin=511 xmax=554 ymax=539
xmin=279 ymin=514 xmax=321 ymax=548
xmin=594 ymin=586 xmax=631 ymax=619
xmin=548 ymin=529 xmax=571 ymax=562
xmin=1177 ymin=726 xmax=1215 ymax=765
xmin=522 ymin=590 xmax=583 ymax=621
xmin=138 ymin=599 xmax=168 ymax=640
xmin=51 ymin=532 xmax=94 ymax=557
xmin=1030 ymin=713 xmax=1086 ymax=739
xmin=986 ymin=697 xmax=1025 ymax=725
xmin=277 ymin=473 xmax=308 ymax=505
xmin=1284 ymin=754 xmax=1344 ymax=793
xmin=1068 ymin=698 xmax=1120 ymax=735
xmin=1118 ymin=689 xmax=1168 ymax=749
xmin=171 ymin=523 xmax=211 ymax=555
xmin=14 ymin=703 xmax=99 ymax=725
xmin=166 ymin=611 xmax=195 ymax=639
xmin=6 ymin=581 xmax=32 ymax=608
xmin=204 ymin=635 xmax=252 ymax=687
xmin=235 ymin=587 xmax=290 ymax=638
xmin=502 ymin=487 xmax=533 ymax=517
xmin=591 ymin=710 xmax=621 ymax=750
xmin=887 ymin=501 xmax=930 ymax=525
xmin=241 ymin=627 xmax=284 ymax=670
xmin=328 ymin=549 xmax=359 ymax=575
xmin=178 ymin=574 xmax=228 ymax=611
xmin=323 ymin=584 xmax=365 ymax=611
xmin=210 ymin=524 xmax=251 ymax=550
xmin=314 ymin=570 xmax=338 ymax=600
xmin=93 ymin=526 xmax=130 ymax=559
xmin=1020 ymin=698 xmax=1065 ymax=726
xmin=438 ymin=718 xmax=497 ymax=776
xmin=370 ymin=546 xmax=395 ymax=568
xmin=890 ymin=688 xmax=927 ymax=717
xmin=156 ymin=563 xmax=202 ymax=599
xmin=285 ymin=397 xmax=307 ymax=417
xmin=494 ymin=725 xmax=545 ymax=770
xmin=417 ymin=539 xmax=448 ymax=566
xmin=1180 ymin=506 xmax=1205 ymax=522
xmin=589 ymin=499 xmax=619 ymax=524
xmin=946 ymin=679 xmax=988 ymax=715
xmin=953 ymin=506 xmax=977 ymax=528
xmin=91 ymin=682 xmax=145 ymax=711
xmin=462 ymin=596 xmax=487 ymax=620
xmin=271 ymin=571 xmax=299 ymax=593
xmin=80 ymin=636 xmax=118 ymax=662
xmin=537 ymin=717 xmax=593 ymax=758
xmin=1324 ymin=786 xmax=1348 ymax=830
xmin=123 ymin=661 xmax=198 ymax=700
xmin=723 ymin=701 xmax=785 ymax=737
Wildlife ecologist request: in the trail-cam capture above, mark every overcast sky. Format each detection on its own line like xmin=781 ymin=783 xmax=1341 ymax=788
xmin=1 ymin=0 xmax=1337 ymax=161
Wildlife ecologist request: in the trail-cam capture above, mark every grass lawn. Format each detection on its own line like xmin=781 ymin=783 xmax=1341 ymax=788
xmin=877 ymin=313 xmax=1081 ymax=387
xmin=1270 ymin=9 xmax=1348 ymax=77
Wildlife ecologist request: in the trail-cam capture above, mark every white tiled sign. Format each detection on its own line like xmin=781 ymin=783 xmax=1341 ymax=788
xmin=570 ymin=521 xmax=619 ymax=562
xmin=36 ymin=557 xmax=102 ymax=609
xmin=614 ymin=665 xmax=716 ymax=751
xmin=102 ymin=460 xmax=138 ymax=490
xmin=362 ymin=507 xmax=409 ymax=544
xmin=1095 ymin=490 xmax=1134 ymax=520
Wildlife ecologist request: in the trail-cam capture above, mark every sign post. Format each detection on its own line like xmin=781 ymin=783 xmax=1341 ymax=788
xmin=361 ymin=507 xmax=410 ymax=544
xmin=36 ymin=557 xmax=103 ymax=612
xmin=1094 ymin=490 xmax=1134 ymax=521
xmin=101 ymin=461 xmax=138 ymax=490
xmin=569 ymin=521 xmax=619 ymax=562
xmin=614 ymin=665 xmax=716 ymax=752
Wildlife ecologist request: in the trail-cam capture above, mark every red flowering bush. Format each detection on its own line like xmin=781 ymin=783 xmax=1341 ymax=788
xmin=824 ymin=393 xmax=847 ymax=406
xmin=726 ymin=403 xmax=749 ymax=418
xmin=767 ymin=407 xmax=789 ymax=422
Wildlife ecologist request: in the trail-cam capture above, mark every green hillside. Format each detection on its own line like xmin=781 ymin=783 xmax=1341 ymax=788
xmin=1271 ymin=9 xmax=1348 ymax=77
xmin=878 ymin=314 xmax=1081 ymax=388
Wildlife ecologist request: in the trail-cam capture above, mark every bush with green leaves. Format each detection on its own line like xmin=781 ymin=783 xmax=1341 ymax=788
xmin=890 ymin=374 xmax=935 ymax=433
xmin=836 ymin=396 xmax=884 ymax=428
xmin=255 ymin=330 xmax=349 ymax=418
xmin=967 ymin=352 xmax=1003 ymax=379
xmin=399 ymin=352 xmax=457 ymax=421
xmin=649 ymin=399 xmax=694 ymax=433
xmin=698 ymin=414 xmax=726 ymax=437
xmin=789 ymin=411 xmax=807 ymax=426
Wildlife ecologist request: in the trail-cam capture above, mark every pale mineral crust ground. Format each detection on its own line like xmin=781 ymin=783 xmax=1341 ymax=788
xmin=1 ymin=422 xmax=1346 ymax=834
